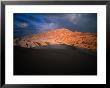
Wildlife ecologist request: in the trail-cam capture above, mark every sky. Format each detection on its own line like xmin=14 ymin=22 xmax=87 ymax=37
xmin=14 ymin=13 xmax=97 ymax=38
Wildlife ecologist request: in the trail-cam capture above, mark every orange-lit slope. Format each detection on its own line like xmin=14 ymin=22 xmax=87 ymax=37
xmin=14 ymin=28 xmax=97 ymax=51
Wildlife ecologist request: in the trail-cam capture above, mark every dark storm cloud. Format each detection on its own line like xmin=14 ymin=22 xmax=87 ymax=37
xmin=14 ymin=13 xmax=97 ymax=38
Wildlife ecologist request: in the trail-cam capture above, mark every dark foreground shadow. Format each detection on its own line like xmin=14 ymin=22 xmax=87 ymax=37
xmin=14 ymin=44 xmax=97 ymax=75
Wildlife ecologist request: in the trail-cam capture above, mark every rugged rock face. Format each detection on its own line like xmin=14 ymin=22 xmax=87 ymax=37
xmin=14 ymin=28 xmax=97 ymax=51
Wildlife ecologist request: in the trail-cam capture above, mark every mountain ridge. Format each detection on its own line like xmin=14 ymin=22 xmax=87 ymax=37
xmin=14 ymin=28 xmax=97 ymax=51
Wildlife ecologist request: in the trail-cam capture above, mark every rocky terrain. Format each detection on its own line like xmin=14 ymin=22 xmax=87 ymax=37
xmin=14 ymin=28 xmax=97 ymax=51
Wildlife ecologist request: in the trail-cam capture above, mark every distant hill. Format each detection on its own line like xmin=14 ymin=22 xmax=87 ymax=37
xmin=14 ymin=28 xmax=97 ymax=51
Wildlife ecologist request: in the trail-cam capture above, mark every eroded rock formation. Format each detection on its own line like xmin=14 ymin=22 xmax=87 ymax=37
xmin=14 ymin=28 xmax=97 ymax=51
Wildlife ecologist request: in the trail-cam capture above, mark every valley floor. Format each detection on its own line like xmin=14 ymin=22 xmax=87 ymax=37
xmin=14 ymin=45 xmax=97 ymax=75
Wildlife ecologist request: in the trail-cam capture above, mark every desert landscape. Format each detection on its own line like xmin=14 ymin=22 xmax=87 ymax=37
xmin=14 ymin=13 xmax=97 ymax=75
xmin=14 ymin=28 xmax=97 ymax=75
